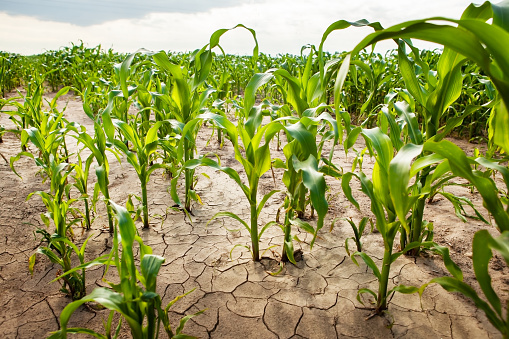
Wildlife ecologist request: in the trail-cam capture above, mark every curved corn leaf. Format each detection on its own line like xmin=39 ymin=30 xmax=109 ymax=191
xmin=207 ymin=211 xmax=250 ymax=233
xmin=424 ymin=140 xmax=509 ymax=232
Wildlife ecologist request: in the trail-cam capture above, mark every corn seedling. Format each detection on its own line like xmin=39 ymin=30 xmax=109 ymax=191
xmin=343 ymin=217 xmax=371 ymax=256
xmin=272 ymin=111 xmax=339 ymax=263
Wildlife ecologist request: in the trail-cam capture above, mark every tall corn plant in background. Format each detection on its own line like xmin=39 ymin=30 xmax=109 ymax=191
xmin=151 ymin=24 xmax=259 ymax=213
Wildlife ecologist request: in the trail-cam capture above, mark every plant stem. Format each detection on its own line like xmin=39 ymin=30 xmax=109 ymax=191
xmin=84 ymin=198 xmax=91 ymax=230
xmin=250 ymin=195 xmax=260 ymax=262
xmin=376 ymin=245 xmax=393 ymax=313
xmin=141 ymin=177 xmax=149 ymax=229
xmin=409 ymin=198 xmax=425 ymax=255
xmin=184 ymin=139 xmax=193 ymax=212
xmin=281 ymin=211 xmax=291 ymax=262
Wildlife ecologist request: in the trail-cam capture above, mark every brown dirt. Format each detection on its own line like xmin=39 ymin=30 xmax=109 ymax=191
xmin=0 ymin=91 xmax=506 ymax=338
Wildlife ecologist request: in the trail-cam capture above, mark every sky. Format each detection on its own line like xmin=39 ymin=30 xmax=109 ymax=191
xmin=0 ymin=0 xmax=480 ymax=56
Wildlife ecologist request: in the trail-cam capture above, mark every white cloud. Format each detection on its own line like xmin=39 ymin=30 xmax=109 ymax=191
xmin=0 ymin=0 xmax=476 ymax=55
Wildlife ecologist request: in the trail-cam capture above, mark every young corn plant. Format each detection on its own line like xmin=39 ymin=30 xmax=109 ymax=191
xmin=151 ymin=24 xmax=258 ymax=212
xmin=70 ymin=121 xmax=120 ymax=233
xmin=48 ymin=202 xmax=203 ymax=339
xmin=342 ymin=128 xmax=439 ymax=314
xmin=101 ymin=110 xmax=166 ymax=229
xmin=272 ymin=111 xmax=339 ymax=263
xmin=376 ymin=100 xmax=487 ymax=254
xmin=27 ymin=155 xmax=91 ymax=300
xmin=71 ymin=152 xmax=95 ymax=230
xmin=184 ymin=113 xmax=280 ymax=261
xmin=343 ymin=217 xmax=371 ymax=256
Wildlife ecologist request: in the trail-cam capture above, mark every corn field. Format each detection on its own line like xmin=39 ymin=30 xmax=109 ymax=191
xmin=0 ymin=2 xmax=508 ymax=338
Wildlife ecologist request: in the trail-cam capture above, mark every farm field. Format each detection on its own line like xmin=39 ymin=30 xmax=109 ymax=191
xmin=0 ymin=1 xmax=509 ymax=339
xmin=0 ymin=90 xmax=504 ymax=338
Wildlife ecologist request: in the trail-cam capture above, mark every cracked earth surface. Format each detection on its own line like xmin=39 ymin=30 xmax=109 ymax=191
xmin=0 ymin=92 xmax=507 ymax=338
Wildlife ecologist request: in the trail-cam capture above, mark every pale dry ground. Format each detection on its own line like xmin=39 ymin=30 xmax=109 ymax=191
xmin=0 ymin=91 xmax=507 ymax=338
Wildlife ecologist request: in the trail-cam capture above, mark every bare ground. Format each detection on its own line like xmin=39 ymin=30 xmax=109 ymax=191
xmin=0 ymin=91 xmax=507 ymax=338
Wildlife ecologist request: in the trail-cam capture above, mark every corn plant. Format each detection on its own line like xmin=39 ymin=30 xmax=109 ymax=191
xmin=272 ymin=111 xmax=339 ymax=263
xmin=341 ymin=128 xmax=464 ymax=314
xmin=101 ymin=111 xmax=166 ymax=229
xmin=72 ymin=152 xmax=95 ymax=230
xmin=151 ymin=24 xmax=258 ymax=212
xmin=343 ymin=217 xmax=371 ymax=256
xmin=415 ymin=139 xmax=509 ymax=338
xmin=27 ymin=154 xmax=92 ymax=300
xmin=184 ymin=109 xmax=280 ymax=261
xmin=70 ymin=122 xmax=119 ymax=233
xmin=48 ymin=202 xmax=202 ymax=339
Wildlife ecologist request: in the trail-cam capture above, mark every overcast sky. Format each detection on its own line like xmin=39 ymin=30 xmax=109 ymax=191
xmin=1 ymin=0 xmax=478 ymax=55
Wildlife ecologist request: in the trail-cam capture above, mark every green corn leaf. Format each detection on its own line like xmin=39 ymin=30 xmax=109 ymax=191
xmin=257 ymin=190 xmax=279 ymax=218
xmin=285 ymin=121 xmax=317 ymax=159
xmin=244 ymin=73 xmax=274 ymax=126
xmin=353 ymin=252 xmax=381 ymax=281
xmin=388 ymin=285 xmax=420 ymax=300
xmin=361 ymin=127 xmax=393 ymax=172
xmin=289 ymin=217 xmax=315 ymax=235
xmin=472 ymin=230 xmax=502 ymax=316
xmin=431 ymin=243 xmax=463 ymax=281
xmin=140 ymin=255 xmax=165 ymax=293
xmin=273 ymin=69 xmax=308 ymax=116
xmin=283 ymin=239 xmax=297 ymax=265
xmin=389 ymin=143 xmax=423 ymax=233
xmin=341 ymin=172 xmax=360 ymax=210
xmin=491 ymin=100 xmax=509 ymax=154
xmin=185 ymin=157 xmax=250 ymax=199
xmin=393 ymin=101 xmax=422 ymax=145
xmin=398 ymin=42 xmax=428 ymax=109
xmin=356 ymin=288 xmax=378 ymax=306
xmin=424 ymin=140 xmax=509 ymax=232
xmin=50 ymin=255 xmax=112 ymax=283
xmin=48 ymin=327 xmax=108 ymax=339
xmin=380 ymin=106 xmax=404 ymax=151
xmin=475 ymin=156 xmax=509 ymax=193
xmin=58 ymin=288 xmax=141 ymax=337
xmin=427 ymin=277 xmax=504 ymax=331
xmin=259 ymin=221 xmax=277 ymax=238
xmin=95 ymin=164 xmax=109 ymax=199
